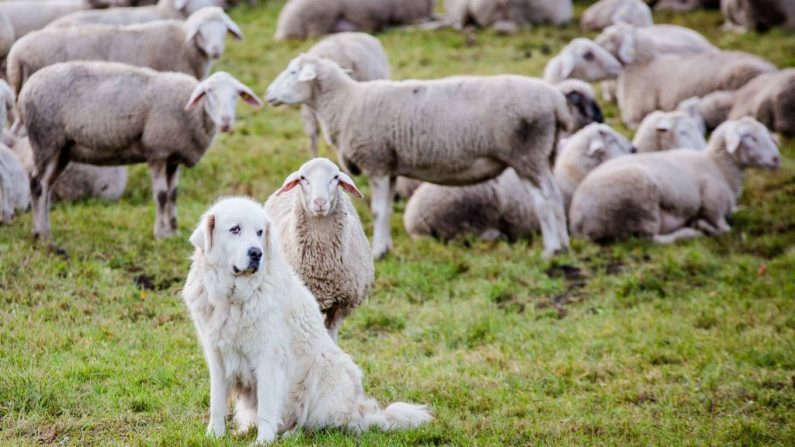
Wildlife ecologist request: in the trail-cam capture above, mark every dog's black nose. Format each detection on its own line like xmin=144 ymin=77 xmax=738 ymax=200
xmin=248 ymin=247 xmax=262 ymax=261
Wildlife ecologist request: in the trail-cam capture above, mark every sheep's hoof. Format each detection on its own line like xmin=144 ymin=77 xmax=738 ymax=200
xmin=372 ymin=245 xmax=391 ymax=261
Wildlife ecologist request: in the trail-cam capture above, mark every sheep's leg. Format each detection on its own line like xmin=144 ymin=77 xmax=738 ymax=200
xmin=165 ymin=163 xmax=180 ymax=232
xmin=301 ymin=106 xmax=319 ymax=157
xmin=30 ymin=156 xmax=64 ymax=239
xmin=370 ymin=175 xmax=395 ymax=260
xmin=653 ymin=228 xmax=704 ymax=244
xmin=522 ymin=170 xmax=569 ymax=257
xmin=695 ymin=218 xmax=730 ymax=236
xmin=148 ymin=160 xmax=174 ymax=239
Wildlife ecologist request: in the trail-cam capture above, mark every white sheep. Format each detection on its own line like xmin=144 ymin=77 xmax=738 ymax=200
xmin=48 ymin=0 xmax=223 ymax=27
xmin=580 ymin=0 xmax=653 ymax=31
xmin=7 ymin=7 xmax=242 ymax=93
xmin=570 ymin=117 xmax=782 ymax=243
xmin=632 ymin=110 xmax=706 ymax=152
xmin=0 ymin=143 xmax=30 ymax=224
xmin=677 ymin=90 xmax=736 ymax=134
xmin=444 ymin=0 xmax=573 ymax=33
xmin=0 ymin=0 xmax=94 ymax=38
xmin=264 ymin=158 xmax=374 ymax=341
xmin=267 ymin=55 xmax=574 ymax=258
xmin=302 ymin=33 xmax=390 ymax=157
xmin=403 ymin=123 xmax=634 ymax=241
xmin=17 ymin=61 xmax=262 ymax=239
xmin=543 ymin=38 xmax=623 ymax=84
xmin=274 ymin=0 xmax=434 ymax=40
xmin=722 ymin=0 xmax=795 ymax=33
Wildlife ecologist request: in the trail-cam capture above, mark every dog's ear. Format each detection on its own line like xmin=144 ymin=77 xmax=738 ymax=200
xmin=190 ymin=214 xmax=215 ymax=252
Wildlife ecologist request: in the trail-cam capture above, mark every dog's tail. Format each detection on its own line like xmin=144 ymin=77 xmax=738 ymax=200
xmin=349 ymin=398 xmax=432 ymax=432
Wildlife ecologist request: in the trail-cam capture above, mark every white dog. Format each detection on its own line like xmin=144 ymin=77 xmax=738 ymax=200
xmin=181 ymin=197 xmax=431 ymax=444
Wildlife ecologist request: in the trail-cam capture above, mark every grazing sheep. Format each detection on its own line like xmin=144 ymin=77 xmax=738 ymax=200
xmin=18 ymin=61 xmax=262 ymax=239
xmin=722 ymin=0 xmax=795 ymax=32
xmin=264 ymin=158 xmax=374 ymax=341
xmin=581 ymin=0 xmax=653 ymax=31
xmin=48 ymin=0 xmax=223 ymax=27
xmin=677 ymin=90 xmax=736 ymax=134
xmin=7 ymin=7 xmax=242 ymax=93
xmin=274 ymin=0 xmax=434 ymax=40
xmin=543 ymin=38 xmax=622 ymax=84
xmin=403 ymin=124 xmax=634 ymax=241
xmin=616 ymin=50 xmax=775 ymax=127
xmin=0 ymin=143 xmax=30 ymax=223
xmin=302 ymin=33 xmax=390 ymax=157
xmin=267 ymin=55 xmax=574 ymax=258
xmin=632 ymin=110 xmax=706 ymax=152
xmin=445 ymin=0 xmax=573 ymax=33
xmin=570 ymin=117 xmax=781 ymax=243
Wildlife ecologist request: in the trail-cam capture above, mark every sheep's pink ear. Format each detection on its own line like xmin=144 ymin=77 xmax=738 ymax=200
xmin=185 ymin=84 xmax=207 ymax=111
xmin=724 ymin=123 xmax=743 ymax=154
xmin=238 ymin=87 xmax=263 ymax=108
xmin=277 ymin=171 xmax=301 ymax=195
xmin=337 ymin=172 xmax=364 ymax=198
xmin=190 ymin=214 xmax=215 ymax=252
xmin=617 ymin=32 xmax=636 ymax=64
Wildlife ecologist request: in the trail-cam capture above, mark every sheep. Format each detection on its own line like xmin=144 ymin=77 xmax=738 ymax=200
xmin=7 ymin=7 xmax=242 ymax=93
xmin=274 ymin=0 xmax=435 ymax=40
xmin=444 ymin=0 xmax=573 ymax=33
xmin=264 ymin=158 xmax=374 ymax=341
xmin=632 ymin=110 xmax=706 ymax=152
xmin=677 ymin=90 xmax=736 ymax=134
xmin=0 ymin=80 xmax=14 ymax=143
xmin=0 ymin=143 xmax=30 ymax=224
xmin=543 ymin=38 xmax=622 ymax=84
xmin=569 ymin=117 xmax=781 ymax=244
xmin=302 ymin=33 xmax=390 ymax=157
xmin=402 ymin=123 xmax=634 ymax=242
xmin=0 ymin=0 xmax=94 ymax=38
xmin=580 ymin=0 xmax=653 ymax=31
xmin=18 ymin=61 xmax=262 ymax=239
xmin=266 ymin=54 xmax=574 ymax=258
xmin=653 ymin=0 xmax=719 ymax=11
xmin=616 ymin=50 xmax=775 ymax=127
xmin=47 ymin=0 xmax=223 ymax=27
xmin=722 ymin=0 xmax=795 ymax=33
xmin=714 ymin=69 xmax=795 ymax=137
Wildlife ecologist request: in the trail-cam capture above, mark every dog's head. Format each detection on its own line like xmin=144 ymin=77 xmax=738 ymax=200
xmin=190 ymin=197 xmax=272 ymax=276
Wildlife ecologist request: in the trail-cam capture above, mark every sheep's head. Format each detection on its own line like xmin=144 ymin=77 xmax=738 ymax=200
xmin=185 ymin=72 xmax=262 ymax=132
xmin=648 ymin=111 xmax=706 ymax=151
xmin=595 ymin=23 xmax=637 ymax=65
xmin=546 ymin=38 xmax=623 ymax=83
xmin=564 ymin=123 xmax=635 ymax=170
xmin=172 ymin=0 xmax=226 ymax=16
xmin=185 ymin=7 xmax=243 ymax=60
xmin=720 ymin=117 xmax=781 ymax=170
xmin=556 ymin=79 xmax=604 ymax=132
xmin=266 ymin=55 xmax=339 ymax=107
xmin=277 ymin=158 xmax=363 ymax=217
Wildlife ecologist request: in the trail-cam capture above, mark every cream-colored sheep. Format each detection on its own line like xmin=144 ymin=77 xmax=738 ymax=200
xmin=595 ymin=23 xmax=715 ymax=66
xmin=722 ymin=0 xmax=795 ymax=33
xmin=570 ymin=117 xmax=781 ymax=243
xmin=48 ymin=0 xmax=222 ymax=27
xmin=632 ymin=110 xmax=706 ymax=152
xmin=580 ymin=0 xmax=652 ymax=31
xmin=445 ymin=0 xmax=573 ymax=33
xmin=726 ymin=69 xmax=795 ymax=137
xmin=264 ymin=158 xmax=373 ymax=341
xmin=543 ymin=38 xmax=622 ymax=84
xmin=0 ymin=0 xmax=94 ymax=38
xmin=7 ymin=7 xmax=242 ymax=93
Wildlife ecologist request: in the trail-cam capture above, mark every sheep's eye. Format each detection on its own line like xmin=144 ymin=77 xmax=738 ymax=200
xmin=300 ymin=175 xmax=307 ymax=182
xmin=583 ymin=51 xmax=594 ymax=61
xmin=256 ymin=229 xmax=263 ymax=237
xmin=230 ymin=226 xmax=240 ymax=235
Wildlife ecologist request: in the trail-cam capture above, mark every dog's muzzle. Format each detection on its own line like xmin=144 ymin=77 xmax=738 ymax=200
xmin=233 ymin=247 xmax=263 ymax=275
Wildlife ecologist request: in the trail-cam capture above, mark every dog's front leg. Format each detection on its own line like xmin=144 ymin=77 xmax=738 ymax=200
xmin=255 ymin=360 xmax=287 ymax=444
xmin=206 ymin=347 xmax=228 ymax=438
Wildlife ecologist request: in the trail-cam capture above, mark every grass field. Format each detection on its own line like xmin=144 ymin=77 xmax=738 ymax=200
xmin=1 ymin=1 xmax=794 ymax=445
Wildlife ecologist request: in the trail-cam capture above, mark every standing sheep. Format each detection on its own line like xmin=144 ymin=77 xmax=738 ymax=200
xmin=570 ymin=117 xmax=781 ymax=243
xmin=264 ymin=158 xmax=374 ymax=341
xmin=543 ymin=38 xmax=623 ymax=84
xmin=47 ymin=0 xmax=223 ymax=27
xmin=274 ymin=0 xmax=435 ymax=40
xmin=580 ymin=0 xmax=653 ymax=31
xmin=302 ymin=33 xmax=390 ymax=157
xmin=7 ymin=7 xmax=242 ymax=93
xmin=0 ymin=143 xmax=30 ymax=224
xmin=444 ymin=0 xmax=573 ymax=33
xmin=403 ymin=124 xmax=634 ymax=241
xmin=632 ymin=110 xmax=706 ymax=152
xmin=266 ymin=55 xmax=573 ymax=258
xmin=18 ymin=61 xmax=262 ymax=239
xmin=721 ymin=0 xmax=795 ymax=32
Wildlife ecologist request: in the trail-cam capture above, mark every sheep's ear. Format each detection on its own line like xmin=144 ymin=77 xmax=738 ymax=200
xmin=173 ymin=0 xmax=189 ymax=10
xmin=235 ymin=83 xmax=263 ymax=108
xmin=184 ymin=19 xmax=200 ymax=42
xmin=190 ymin=214 xmax=215 ymax=252
xmin=184 ymin=84 xmax=207 ymax=111
xmin=558 ymin=53 xmax=576 ymax=79
xmin=724 ymin=123 xmax=743 ymax=154
xmin=277 ymin=171 xmax=301 ymax=195
xmin=298 ymin=63 xmax=317 ymax=82
xmin=617 ymin=32 xmax=636 ymax=64
xmin=587 ymin=139 xmax=605 ymax=156
xmin=224 ymin=17 xmax=244 ymax=40
xmin=655 ymin=118 xmax=673 ymax=132
xmin=337 ymin=172 xmax=364 ymax=198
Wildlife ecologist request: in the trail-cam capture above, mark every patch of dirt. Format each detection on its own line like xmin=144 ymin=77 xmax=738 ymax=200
xmin=545 ymin=264 xmax=584 ymax=281
xmin=133 ymin=274 xmax=180 ymax=291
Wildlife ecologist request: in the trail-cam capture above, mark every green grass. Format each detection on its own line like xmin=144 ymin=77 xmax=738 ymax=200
xmin=2 ymin=1 xmax=794 ymax=445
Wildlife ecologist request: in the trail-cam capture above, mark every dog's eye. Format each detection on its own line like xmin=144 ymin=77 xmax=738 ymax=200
xmin=256 ymin=229 xmax=263 ymax=237
xmin=230 ymin=226 xmax=240 ymax=235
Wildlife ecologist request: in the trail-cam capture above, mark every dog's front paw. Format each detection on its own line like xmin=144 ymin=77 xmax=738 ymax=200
xmin=254 ymin=426 xmax=277 ymax=445
xmin=206 ymin=421 xmax=225 ymax=438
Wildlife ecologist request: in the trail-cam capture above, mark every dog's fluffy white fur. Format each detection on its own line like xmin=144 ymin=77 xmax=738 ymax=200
xmin=182 ymin=196 xmax=431 ymax=443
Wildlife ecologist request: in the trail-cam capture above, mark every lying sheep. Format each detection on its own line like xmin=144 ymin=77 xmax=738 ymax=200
xmin=543 ymin=38 xmax=622 ymax=84
xmin=580 ymin=0 xmax=652 ymax=31
xmin=8 ymin=7 xmax=241 ymax=92
xmin=616 ymin=50 xmax=775 ymax=127
xmin=722 ymin=0 xmax=795 ymax=32
xmin=302 ymin=33 xmax=390 ymax=157
xmin=632 ymin=110 xmax=706 ymax=152
xmin=403 ymin=124 xmax=634 ymax=241
xmin=570 ymin=117 xmax=781 ymax=243
xmin=18 ymin=61 xmax=262 ymax=239
xmin=0 ymin=143 xmax=30 ymax=223
xmin=445 ymin=0 xmax=573 ymax=33
xmin=48 ymin=0 xmax=222 ymax=27
xmin=275 ymin=0 xmax=434 ymax=40
xmin=677 ymin=91 xmax=736 ymax=134
xmin=264 ymin=158 xmax=374 ymax=341
xmin=267 ymin=55 xmax=574 ymax=258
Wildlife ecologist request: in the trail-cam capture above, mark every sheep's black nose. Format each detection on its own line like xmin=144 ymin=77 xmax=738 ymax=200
xmin=630 ymin=146 xmax=638 ymax=154
xmin=248 ymin=247 xmax=262 ymax=261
